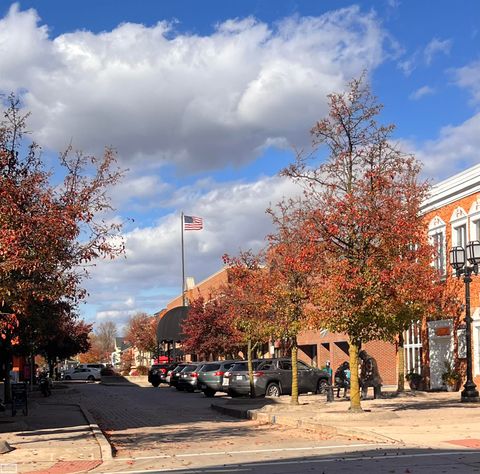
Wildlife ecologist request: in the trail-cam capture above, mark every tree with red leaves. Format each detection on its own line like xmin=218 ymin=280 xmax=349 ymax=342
xmin=0 ymin=95 xmax=125 ymax=395
xmin=181 ymin=294 xmax=241 ymax=360
xmin=222 ymin=251 xmax=277 ymax=397
xmin=281 ymin=75 xmax=450 ymax=411
xmin=125 ymin=312 xmax=157 ymax=366
xmin=266 ymin=205 xmax=319 ymax=405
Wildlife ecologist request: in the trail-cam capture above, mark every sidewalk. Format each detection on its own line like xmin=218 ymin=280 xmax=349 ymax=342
xmin=0 ymin=387 xmax=110 ymax=474
xmin=211 ymin=389 xmax=480 ymax=450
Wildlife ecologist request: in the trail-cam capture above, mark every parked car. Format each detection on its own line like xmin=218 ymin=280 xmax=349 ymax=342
xmin=63 ymin=367 xmax=101 ymax=382
xmin=148 ymin=363 xmax=177 ymax=387
xmin=222 ymin=360 xmax=262 ymax=395
xmin=197 ymin=360 xmax=238 ymax=397
xmin=177 ymin=362 xmax=206 ymax=392
xmin=227 ymin=358 xmax=330 ymax=398
xmin=100 ymin=366 xmax=118 ymax=376
xmin=169 ymin=363 xmax=189 ymax=388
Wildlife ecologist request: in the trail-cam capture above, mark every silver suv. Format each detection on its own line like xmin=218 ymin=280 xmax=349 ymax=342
xmin=227 ymin=358 xmax=329 ymax=398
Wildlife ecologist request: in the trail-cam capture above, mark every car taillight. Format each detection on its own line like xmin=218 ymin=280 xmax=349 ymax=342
xmin=160 ymin=368 xmax=167 ymax=374
xmin=214 ymin=371 xmax=224 ymax=376
xmin=253 ymin=371 xmax=264 ymax=377
xmin=191 ymin=372 xmax=198 ymax=378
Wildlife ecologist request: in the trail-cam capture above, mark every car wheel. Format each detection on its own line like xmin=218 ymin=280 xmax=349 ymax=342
xmin=65 ymin=375 xmax=71 ymax=380
xmin=203 ymin=389 xmax=216 ymax=398
xmin=87 ymin=375 xmax=95 ymax=382
xmin=152 ymin=382 xmax=160 ymax=388
xmin=316 ymin=379 xmax=328 ymax=394
xmin=266 ymin=382 xmax=281 ymax=397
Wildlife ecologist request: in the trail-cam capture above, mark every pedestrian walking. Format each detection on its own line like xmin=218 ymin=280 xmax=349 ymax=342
xmin=359 ymin=350 xmax=382 ymax=399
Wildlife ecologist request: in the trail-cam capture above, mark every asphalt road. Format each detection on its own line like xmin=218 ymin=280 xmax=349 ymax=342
xmin=62 ymin=383 xmax=480 ymax=473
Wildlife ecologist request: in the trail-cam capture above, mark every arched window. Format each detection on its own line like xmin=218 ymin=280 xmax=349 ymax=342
xmin=450 ymin=207 xmax=468 ymax=248
xmin=469 ymin=198 xmax=480 ymax=241
xmin=428 ymin=216 xmax=446 ymax=275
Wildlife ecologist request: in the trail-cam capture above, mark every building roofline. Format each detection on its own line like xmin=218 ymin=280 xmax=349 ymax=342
xmin=421 ymin=163 xmax=480 ymax=214
xmin=164 ymin=266 xmax=228 ymax=308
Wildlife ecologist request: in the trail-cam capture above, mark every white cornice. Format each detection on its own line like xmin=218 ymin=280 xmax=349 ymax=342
xmin=421 ymin=163 xmax=480 ymax=214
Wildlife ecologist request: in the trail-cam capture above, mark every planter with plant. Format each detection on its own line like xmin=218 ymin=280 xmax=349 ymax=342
xmin=441 ymin=362 xmax=461 ymax=392
xmin=405 ymin=370 xmax=423 ymax=391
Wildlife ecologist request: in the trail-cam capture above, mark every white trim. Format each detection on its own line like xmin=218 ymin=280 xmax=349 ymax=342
xmin=421 ymin=163 xmax=480 ymax=214
xmin=450 ymin=207 xmax=468 ymax=247
xmin=428 ymin=216 xmax=446 ymax=232
xmin=473 ymin=308 xmax=480 ymax=376
xmin=428 ymin=217 xmax=446 ymax=275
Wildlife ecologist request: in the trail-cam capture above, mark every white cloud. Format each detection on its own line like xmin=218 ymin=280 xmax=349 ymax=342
xmin=454 ymin=60 xmax=480 ymax=103
xmin=409 ymin=85 xmax=435 ymax=100
xmin=0 ymin=4 xmax=387 ymax=173
xmin=84 ymin=175 xmax=301 ymax=317
xmin=405 ymin=113 xmax=480 ymax=180
xmin=424 ymin=37 xmax=452 ymax=65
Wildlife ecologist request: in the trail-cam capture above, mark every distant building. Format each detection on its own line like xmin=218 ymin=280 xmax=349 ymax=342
xmin=111 ymin=336 xmax=131 ymax=367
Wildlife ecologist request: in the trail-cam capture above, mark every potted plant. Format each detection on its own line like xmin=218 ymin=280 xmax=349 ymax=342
xmin=441 ymin=362 xmax=461 ymax=392
xmin=405 ymin=370 xmax=423 ymax=391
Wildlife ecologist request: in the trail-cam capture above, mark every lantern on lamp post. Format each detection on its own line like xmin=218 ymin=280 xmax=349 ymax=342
xmin=449 ymin=241 xmax=480 ymax=402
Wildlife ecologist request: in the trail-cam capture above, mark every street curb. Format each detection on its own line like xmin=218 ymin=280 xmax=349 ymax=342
xmin=210 ymin=403 xmax=397 ymax=445
xmin=79 ymin=403 xmax=114 ymax=461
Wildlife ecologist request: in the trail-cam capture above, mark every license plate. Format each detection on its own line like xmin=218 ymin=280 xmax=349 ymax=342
xmin=236 ymin=375 xmax=243 ymax=380
xmin=223 ymin=378 xmax=229 ymax=386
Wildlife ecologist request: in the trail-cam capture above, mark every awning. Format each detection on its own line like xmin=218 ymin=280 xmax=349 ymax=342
xmin=156 ymin=306 xmax=189 ymax=342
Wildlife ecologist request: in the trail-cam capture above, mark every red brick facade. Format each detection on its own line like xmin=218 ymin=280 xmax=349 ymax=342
xmin=422 ymin=164 xmax=480 ymax=389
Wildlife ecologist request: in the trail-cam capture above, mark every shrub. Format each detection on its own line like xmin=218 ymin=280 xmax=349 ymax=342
xmin=135 ymin=365 xmax=148 ymax=375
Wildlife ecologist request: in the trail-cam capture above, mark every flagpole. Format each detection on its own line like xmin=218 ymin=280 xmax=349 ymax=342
xmin=181 ymin=211 xmax=186 ymax=306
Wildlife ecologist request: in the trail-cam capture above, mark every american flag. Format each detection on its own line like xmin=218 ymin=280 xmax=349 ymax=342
xmin=184 ymin=215 xmax=203 ymax=231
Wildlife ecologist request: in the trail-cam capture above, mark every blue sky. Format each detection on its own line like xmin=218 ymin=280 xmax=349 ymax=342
xmin=1 ymin=1 xmax=479 ymax=330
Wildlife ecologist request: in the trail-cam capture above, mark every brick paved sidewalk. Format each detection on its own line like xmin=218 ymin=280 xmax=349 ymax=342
xmin=211 ymin=390 xmax=480 ymax=450
xmin=0 ymin=388 xmax=104 ymax=473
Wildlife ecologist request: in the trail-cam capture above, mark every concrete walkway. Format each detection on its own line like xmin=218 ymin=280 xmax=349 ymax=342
xmin=1 ymin=385 xmax=479 ymax=473
xmin=211 ymin=389 xmax=480 ymax=450
xmin=0 ymin=387 xmax=109 ymax=473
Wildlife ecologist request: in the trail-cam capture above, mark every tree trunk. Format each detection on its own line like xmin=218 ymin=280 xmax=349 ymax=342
xmin=397 ymin=332 xmax=405 ymax=392
xmin=247 ymin=340 xmax=256 ymax=398
xmin=349 ymin=340 xmax=362 ymax=412
xmin=291 ymin=337 xmax=299 ymax=405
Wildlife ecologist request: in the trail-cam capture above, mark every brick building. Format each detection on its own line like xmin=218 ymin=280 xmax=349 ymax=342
xmin=421 ymin=163 xmax=480 ymax=389
xmin=162 ymin=268 xmax=397 ymax=384
xmin=159 ymin=164 xmax=480 ymax=389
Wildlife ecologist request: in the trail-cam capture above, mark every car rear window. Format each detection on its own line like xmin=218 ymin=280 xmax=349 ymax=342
xmin=173 ymin=365 xmax=187 ymax=373
xmin=183 ymin=364 xmax=197 ymax=372
xmin=201 ymin=363 xmax=221 ymax=372
xmin=258 ymin=360 xmax=274 ymax=370
xmin=231 ymin=361 xmax=261 ymax=371
xmin=222 ymin=362 xmax=235 ymax=370
xmin=278 ymin=360 xmax=292 ymax=370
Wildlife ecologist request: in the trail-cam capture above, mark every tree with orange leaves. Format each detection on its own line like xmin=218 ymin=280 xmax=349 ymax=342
xmin=266 ymin=204 xmax=320 ymax=405
xmin=281 ymin=75 xmax=452 ymax=411
xmin=0 ymin=95 xmax=125 ymax=394
xmin=222 ymin=251 xmax=277 ymax=397
xmin=181 ymin=294 xmax=241 ymax=360
xmin=125 ymin=312 xmax=157 ymax=366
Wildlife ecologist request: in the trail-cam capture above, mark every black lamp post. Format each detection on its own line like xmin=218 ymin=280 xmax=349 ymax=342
xmin=449 ymin=242 xmax=480 ymax=403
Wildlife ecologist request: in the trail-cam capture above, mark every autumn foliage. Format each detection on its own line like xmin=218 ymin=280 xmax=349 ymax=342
xmin=280 ymin=75 xmax=451 ymax=410
xmin=181 ymin=294 xmax=241 ymax=359
xmin=0 ymin=95 xmax=125 ymax=389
